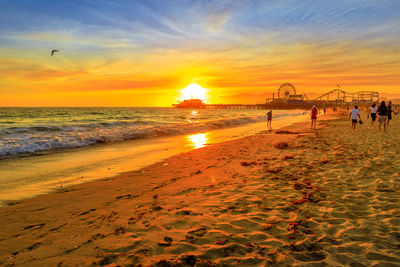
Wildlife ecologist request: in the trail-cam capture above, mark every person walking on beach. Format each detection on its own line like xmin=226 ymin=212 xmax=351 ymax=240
xmin=370 ymin=102 xmax=377 ymax=125
xmin=311 ymin=105 xmax=317 ymax=130
xmin=349 ymin=105 xmax=361 ymax=131
xmin=387 ymin=101 xmax=393 ymax=126
xmin=377 ymin=101 xmax=388 ymax=132
xmin=266 ymin=110 xmax=272 ymax=130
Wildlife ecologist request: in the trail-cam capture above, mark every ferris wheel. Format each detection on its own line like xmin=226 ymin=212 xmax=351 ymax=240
xmin=278 ymin=83 xmax=296 ymax=99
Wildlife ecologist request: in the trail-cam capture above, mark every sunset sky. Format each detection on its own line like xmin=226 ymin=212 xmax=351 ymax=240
xmin=1 ymin=0 xmax=399 ymax=106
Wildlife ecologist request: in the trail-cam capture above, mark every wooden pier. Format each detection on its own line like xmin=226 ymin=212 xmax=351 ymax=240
xmin=173 ymin=85 xmax=380 ymax=110
xmin=172 ymin=103 xmax=268 ymax=109
xmin=173 ymin=100 xmax=311 ymax=109
xmin=203 ymin=104 xmax=266 ymax=109
xmin=172 ymin=99 xmax=266 ymax=109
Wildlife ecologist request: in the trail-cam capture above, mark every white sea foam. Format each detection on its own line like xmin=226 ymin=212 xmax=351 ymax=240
xmin=0 ymin=107 xmax=303 ymax=157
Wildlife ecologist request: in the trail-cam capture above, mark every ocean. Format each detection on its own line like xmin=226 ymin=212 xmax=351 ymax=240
xmin=0 ymin=107 xmax=307 ymax=205
xmin=0 ymin=107 xmax=304 ymax=158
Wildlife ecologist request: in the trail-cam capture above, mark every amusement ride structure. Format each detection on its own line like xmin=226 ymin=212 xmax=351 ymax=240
xmin=265 ymin=83 xmax=379 ymax=109
xmin=173 ymin=83 xmax=380 ymax=109
xmin=313 ymin=89 xmax=379 ymax=104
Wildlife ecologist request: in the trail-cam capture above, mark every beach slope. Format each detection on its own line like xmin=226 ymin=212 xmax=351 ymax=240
xmin=1 ymin=115 xmax=399 ymax=266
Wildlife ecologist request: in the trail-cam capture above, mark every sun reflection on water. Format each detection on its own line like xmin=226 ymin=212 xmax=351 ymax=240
xmin=187 ymin=110 xmax=199 ymax=123
xmin=187 ymin=133 xmax=208 ymax=149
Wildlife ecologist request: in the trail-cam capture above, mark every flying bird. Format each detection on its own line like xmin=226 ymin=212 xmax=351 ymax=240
xmin=51 ymin=49 xmax=59 ymax=56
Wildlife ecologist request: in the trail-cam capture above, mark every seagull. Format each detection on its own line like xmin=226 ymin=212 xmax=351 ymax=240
xmin=51 ymin=49 xmax=59 ymax=56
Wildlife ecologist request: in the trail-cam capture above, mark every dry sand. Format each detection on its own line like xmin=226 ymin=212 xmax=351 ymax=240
xmin=0 ymin=112 xmax=399 ymax=266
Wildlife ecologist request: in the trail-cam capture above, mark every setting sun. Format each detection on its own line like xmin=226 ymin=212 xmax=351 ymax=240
xmin=181 ymin=83 xmax=207 ymax=101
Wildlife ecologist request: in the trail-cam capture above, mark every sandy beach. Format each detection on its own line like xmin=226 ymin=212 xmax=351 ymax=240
xmin=1 ymin=112 xmax=400 ymax=266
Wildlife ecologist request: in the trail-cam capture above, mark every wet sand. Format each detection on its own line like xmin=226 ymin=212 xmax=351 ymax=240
xmin=0 ymin=114 xmax=308 ymax=207
xmin=1 ymin=112 xmax=399 ymax=266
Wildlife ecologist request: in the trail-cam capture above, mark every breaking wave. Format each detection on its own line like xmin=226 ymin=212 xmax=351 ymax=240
xmin=0 ymin=108 xmax=303 ymax=157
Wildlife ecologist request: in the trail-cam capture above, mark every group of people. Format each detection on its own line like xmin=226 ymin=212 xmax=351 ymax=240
xmin=267 ymin=101 xmax=396 ymax=132
xmin=312 ymin=101 xmax=395 ymax=132
xmin=366 ymin=101 xmax=396 ymax=131
xmin=349 ymin=101 xmax=396 ymax=131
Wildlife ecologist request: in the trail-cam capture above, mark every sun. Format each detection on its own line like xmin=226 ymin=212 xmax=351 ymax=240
xmin=181 ymin=83 xmax=207 ymax=101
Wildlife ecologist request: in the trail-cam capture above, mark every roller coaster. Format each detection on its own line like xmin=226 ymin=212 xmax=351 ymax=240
xmin=313 ymin=89 xmax=379 ymax=104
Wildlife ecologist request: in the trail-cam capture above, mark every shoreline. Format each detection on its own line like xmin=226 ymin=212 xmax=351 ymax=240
xmin=0 ymin=112 xmax=309 ymax=206
xmin=0 ymin=108 xmax=304 ymax=160
xmin=1 ymin=111 xmax=399 ymax=266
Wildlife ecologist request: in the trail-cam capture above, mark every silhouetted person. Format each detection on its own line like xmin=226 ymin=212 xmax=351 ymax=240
xmin=377 ymin=101 xmax=388 ymax=132
xmin=311 ymin=106 xmax=317 ymax=130
xmin=387 ymin=101 xmax=393 ymax=126
xmin=267 ymin=110 xmax=272 ymax=130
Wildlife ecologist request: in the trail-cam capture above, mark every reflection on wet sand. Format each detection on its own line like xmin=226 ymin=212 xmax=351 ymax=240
xmin=186 ymin=133 xmax=208 ymax=149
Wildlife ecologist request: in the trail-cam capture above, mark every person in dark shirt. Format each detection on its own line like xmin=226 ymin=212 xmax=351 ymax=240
xmin=377 ymin=101 xmax=388 ymax=132
xmin=387 ymin=101 xmax=393 ymax=126
xmin=266 ymin=110 xmax=272 ymax=130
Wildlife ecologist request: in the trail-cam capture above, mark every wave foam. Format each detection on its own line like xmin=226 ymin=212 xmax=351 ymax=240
xmin=0 ymin=112 xmax=301 ymax=157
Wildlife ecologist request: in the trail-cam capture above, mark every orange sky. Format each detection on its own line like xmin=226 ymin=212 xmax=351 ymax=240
xmin=1 ymin=1 xmax=399 ymax=106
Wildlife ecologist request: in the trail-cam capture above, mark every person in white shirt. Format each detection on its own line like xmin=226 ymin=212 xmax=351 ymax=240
xmin=349 ymin=105 xmax=362 ymax=131
xmin=370 ymin=103 xmax=377 ymax=126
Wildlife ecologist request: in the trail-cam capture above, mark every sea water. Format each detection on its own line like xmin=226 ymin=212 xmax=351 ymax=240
xmin=0 ymin=107 xmax=307 ymax=205
xmin=0 ymin=107 xmax=305 ymax=157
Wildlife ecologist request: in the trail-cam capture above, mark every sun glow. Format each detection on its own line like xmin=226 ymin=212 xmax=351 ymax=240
xmin=181 ymin=83 xmax=207 ymax=101
xmin=187 ymin=133 xmax=208 ymax=149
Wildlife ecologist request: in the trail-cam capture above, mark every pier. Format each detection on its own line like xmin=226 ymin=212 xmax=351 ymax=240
xmin=205 ymin=104 xmax=266 ymax=109
xmin=172 ymin=102 xmax=267 ymax=109
xmin=173 ymin=83 xmax=380 ymax=109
